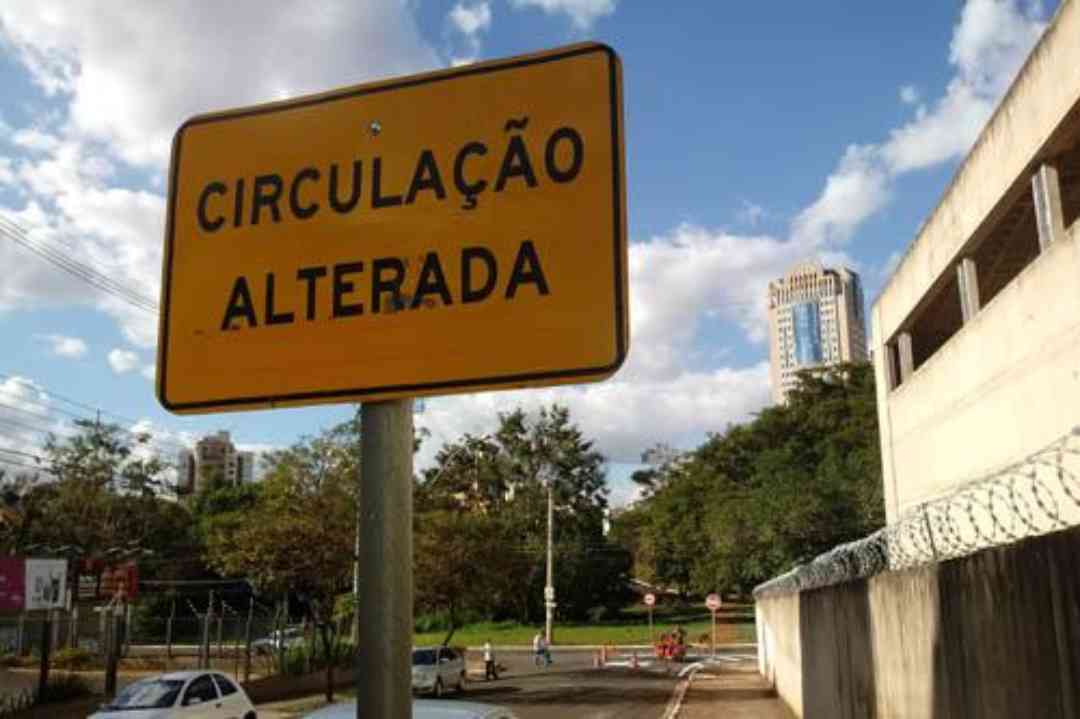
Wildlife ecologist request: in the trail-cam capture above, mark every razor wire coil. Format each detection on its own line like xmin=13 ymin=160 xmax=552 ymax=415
xmin=754 ymin=427 xmax=1080 ymax=598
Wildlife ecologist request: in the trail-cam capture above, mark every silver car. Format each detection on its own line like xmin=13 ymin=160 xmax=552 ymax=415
xmin=412 ymin=646 xmax=467 ymax=697
xmin=305 ymin=699 xmax=517 ymax=719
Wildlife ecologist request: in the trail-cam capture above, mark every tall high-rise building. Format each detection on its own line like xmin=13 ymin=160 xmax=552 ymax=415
xmin=177 ymin=431 xmax=255 ymax=495
xmin=767 ymin=261 xmax=868 ymax=403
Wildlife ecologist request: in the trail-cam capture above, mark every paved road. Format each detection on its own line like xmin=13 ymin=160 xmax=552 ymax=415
xmin=459 ymin=669 xmax=677 ymax=719
xmin=447 ymin=648 xmax=681 ymax=719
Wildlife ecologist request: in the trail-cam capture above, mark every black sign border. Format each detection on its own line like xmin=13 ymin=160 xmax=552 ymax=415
xmin=158 ymin=43 xmax=626 ymax=413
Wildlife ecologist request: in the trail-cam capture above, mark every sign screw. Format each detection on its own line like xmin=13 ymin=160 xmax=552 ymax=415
xmin=369 ymin=121 xmax=382 ymax=137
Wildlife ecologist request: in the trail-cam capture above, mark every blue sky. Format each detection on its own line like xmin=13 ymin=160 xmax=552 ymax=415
xmin=0 ymin=0 xmax=1054 ymax=504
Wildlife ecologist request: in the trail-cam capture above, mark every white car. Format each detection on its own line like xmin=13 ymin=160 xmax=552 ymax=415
xmin=251 ymin=626 xmax=306 ymax=654
xmin=305 ymin=699 xmax=516 ymax=719
xmin=412 ymin=646 xmax=467 ymax=697
xmin=88 ymin=670 xmax=257 ymax=719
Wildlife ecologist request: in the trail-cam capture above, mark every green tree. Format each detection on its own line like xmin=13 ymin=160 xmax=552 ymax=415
xmin=417 ymin=405 xmax=623 ymax=623
xmin=207 ymin=423 xmax=357 ymax=703
xmin=413 ymin=510 xmax=513 ymax=645
xmin=613 ymin=363 xmax=884 ymax=596
xmin=1 ymin=421 xmax=182 ymax=558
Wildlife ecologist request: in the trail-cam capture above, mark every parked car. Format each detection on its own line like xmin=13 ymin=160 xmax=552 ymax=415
xmin=88 ymin=670 xmax=256 ymax=719
xmin=251 ymin=626 xmax=306 ymax=654
xmin=305 ymin=699 xmax=516 ymax=719
xmin=412 ymin=646 xmax=467 ymax=697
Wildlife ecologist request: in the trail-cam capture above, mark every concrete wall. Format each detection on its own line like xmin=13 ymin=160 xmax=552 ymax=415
xmin=871 ymin=0 xmax=1080 ymax=523
xmin=756 ymin=525 xmax=1080 ymax=718
xmin=756 ymin=592 xmax=802 ymax=717
xmin=877 ymin=223 xmax=1080 ymax=519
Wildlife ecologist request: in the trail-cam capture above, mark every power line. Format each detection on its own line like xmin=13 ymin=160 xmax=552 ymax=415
xmin=0 ymin=447 xmax=43 ymax=463
xmin=0 ymin=401 xmax=188 ymax=455
xmin=0 ymin=214 xmax=159 ymax=314
xmin=0 ymin=371 xmax=166 ymax=432
xmin=0 ymin=456 xmax=49 ymax=474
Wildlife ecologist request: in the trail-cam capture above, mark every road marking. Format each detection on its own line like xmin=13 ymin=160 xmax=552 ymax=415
xmin=661 ymin=667 xmax=697 ymax=719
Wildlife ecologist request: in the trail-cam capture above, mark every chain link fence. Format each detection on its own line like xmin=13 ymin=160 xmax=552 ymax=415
xmin=0 ymin=598 xmax=357 ymax=706
xmin=755 ymin=426 xmax=1080 ymax=598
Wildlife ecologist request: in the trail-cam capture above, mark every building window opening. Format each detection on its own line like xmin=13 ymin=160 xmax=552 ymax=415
xmin=971 ymin=191 xmax=1041 ymax=308
xmin=1058 ymin=143 xmax=1080 ymax=231
xmin=906 ymin=272 xmax=964 ymax=373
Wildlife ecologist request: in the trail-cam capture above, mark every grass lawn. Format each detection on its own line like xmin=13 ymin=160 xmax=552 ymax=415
xmin=414 ymin=606 xmax=755 ymax=647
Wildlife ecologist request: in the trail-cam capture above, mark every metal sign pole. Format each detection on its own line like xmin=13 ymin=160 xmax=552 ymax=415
xmin=711 ymin=610 xmax=716 ymax=658
xmin=648 ymin=607 xmax=653 ymax=645
xmin=357 ymin=399 xmax=414 ymax=719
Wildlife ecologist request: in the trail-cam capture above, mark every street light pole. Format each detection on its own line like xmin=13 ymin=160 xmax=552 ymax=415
xmin=544 ymin=477 xmax=555 ymax=645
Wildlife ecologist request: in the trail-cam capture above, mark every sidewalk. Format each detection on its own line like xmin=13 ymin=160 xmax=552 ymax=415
xmin=678 ymin=668 xmax=794 ymax=719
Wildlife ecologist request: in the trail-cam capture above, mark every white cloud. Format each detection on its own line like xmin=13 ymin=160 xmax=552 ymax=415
xmin=447 ymin=2 xmax=491 ymax=67
xmin=0 ymin=376 xmax=58 ymax=473
xmin=36 ymin=333 xmax=87 ymax=359
xmin=450 ymin=2 xmax=492 ymax=36
xmin=0 ymin=158 xmax=12 ymax=185
xmin=0 ymin=1 xmax=440 ymax=168
xmin=791 ymin=144 xmax=891 ymax=249
xmin=11 ymin=128 xmax=60 ymax=153
xmin=508 ymin=0 xmax=616 ymax=29
xmin=107 ymin=348 xmax=140 ymax=374
xmin=736 ymin=200 xmax=766 ymax=228
xmin=417 ymin=363 xmax=769 ymax=467
xmin=899 ymin=84 xmax=920 ymax=105
xmin=797 ymin=0 xmax=1047 ymax=248
xmin=0 ymin=186 xmax=162 ymax=348
xmin=140 ymin=365 xmax=155 ymax=382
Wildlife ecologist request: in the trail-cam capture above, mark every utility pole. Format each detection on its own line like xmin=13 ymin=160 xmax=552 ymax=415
xmin=352 ymin=406 xmax=362 ymax=646
xmin=544 ymin=474 xmax=556 ymax=645
xmin=356 ymin=399 xmax=413 ymax=719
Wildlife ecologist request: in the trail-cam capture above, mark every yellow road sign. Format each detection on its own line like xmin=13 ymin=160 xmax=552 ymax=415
xmin=157 ymin=43 xmax=627 ymax=413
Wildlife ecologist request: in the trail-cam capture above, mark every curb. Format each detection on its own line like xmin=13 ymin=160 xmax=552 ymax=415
xmin=460 ymin=642 xmax=757 ymax=652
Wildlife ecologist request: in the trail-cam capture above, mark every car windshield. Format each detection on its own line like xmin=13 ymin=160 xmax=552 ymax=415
xmin=412 ymin=649 xmax=437 ymax=666
xmin=103 ymin=678 xmax=185 ymax=710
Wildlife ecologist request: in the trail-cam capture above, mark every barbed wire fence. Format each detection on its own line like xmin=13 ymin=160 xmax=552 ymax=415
xmin=754 ymin=426 xmax=1080 ymax=598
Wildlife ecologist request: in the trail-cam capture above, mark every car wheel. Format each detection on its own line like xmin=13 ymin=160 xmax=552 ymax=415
xmin=434 ymin=678 xmax=444 ymax=698
xmin=458 ymin=671 xmax=466 ymax=693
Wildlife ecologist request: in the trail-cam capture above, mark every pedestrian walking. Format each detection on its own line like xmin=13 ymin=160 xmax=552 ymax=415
xmin=532 ymin=632 xmax=544 ymax=667
xmin=483 ymin=640 xmax=498 ymax=680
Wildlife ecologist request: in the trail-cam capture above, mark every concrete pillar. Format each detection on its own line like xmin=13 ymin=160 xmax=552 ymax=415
xmin=897 ymin=332 xmax=914 ymax=382
xmin=883 ymin=343 xmax=899 ymax=390
xmin=1033 ymin=162 xmax=1065 ymax=251
xmin=956 ymin=257 xmax=980 ymax=323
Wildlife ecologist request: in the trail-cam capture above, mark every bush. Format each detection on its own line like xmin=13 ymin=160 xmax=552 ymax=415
xmin=0 ymin=689 xmax=33 ymax=716
xmin=35 ymin=673 xmax=92 ymax=705
xmin=0 ymin=654 xmax=19 ymax=668
xmin=586 ymin=606 xmax=611 ymax=624
xmin=51 ymin=647 xmax=95 ymax=670
xmin=413 ymin=609 xmax=486 ymax=634
xmin=279 ymin=638 xmax=355 ymax=676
